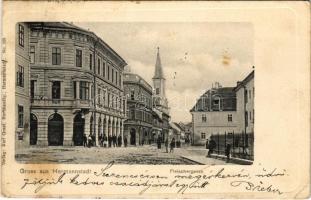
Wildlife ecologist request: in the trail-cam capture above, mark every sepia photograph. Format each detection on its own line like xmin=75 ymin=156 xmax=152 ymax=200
xmin=14 ymin=22 xmax=254 ymax=165
xmin=1 ymin=1 xmax=310 ymax=198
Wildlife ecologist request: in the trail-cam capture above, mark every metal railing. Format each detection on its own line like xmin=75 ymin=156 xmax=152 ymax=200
xmin=210 ymin=132 xmax=254 ymax=160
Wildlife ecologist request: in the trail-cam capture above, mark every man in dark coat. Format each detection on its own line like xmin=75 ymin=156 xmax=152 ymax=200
xmin=124 ymin=137 xmax=128 ymax=147
xmin=157 ymin=136 xmax=161 ymax=149
xmin=117 ymin=135 xmax=122 ymax=147
xmin=207 ymin=139 xmax=216 ymax=157
xmin=108 ymin=135 xmax=112 ymax=147
xmin=83 ymin=134 xmax=87 ymax=147
xmin=113 ymin=135 xmax=117 ymax=147
xmin=225 ymin=144 xmax=231 ymax=163
xmin=170 ymin=138 xmax=175 ymax=153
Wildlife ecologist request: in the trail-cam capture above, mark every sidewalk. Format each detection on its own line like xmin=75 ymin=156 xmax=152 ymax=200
xmin=181 ymin=155 xmax=228 ymax=165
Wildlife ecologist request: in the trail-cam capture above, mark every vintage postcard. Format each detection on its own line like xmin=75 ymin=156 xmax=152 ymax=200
xmin=1 ymin=1 xmax=310 ymax=198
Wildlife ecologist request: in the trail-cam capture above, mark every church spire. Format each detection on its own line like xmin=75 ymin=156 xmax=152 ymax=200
xmin=153 ymin=47 xmax=164 ymax=79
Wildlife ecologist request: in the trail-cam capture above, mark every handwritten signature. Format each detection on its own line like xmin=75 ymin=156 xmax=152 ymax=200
xmin=230 ymin=180 xmax=283 ymax=195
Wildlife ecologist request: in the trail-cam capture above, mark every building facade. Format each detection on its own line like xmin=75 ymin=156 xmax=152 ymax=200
xmin=26 ymin=22 xmax=127 ymax=146
xmin=190 ymin=84 xmax=237 ymax=145
xmin=15 ymin=23 xmax=31 ymax=148
xmin=123 ymin=72 xmax=153 ymax=145
xmin=235 ymin=71 xmax=254 ymax=135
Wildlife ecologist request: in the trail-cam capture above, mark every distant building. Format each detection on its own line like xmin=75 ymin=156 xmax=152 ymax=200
xmin=184 ymin=122 xmax=193 ymax=144
xmin=123 ymin=72 xmax=153 ymax=145
xmin=15 ymin=23 xmax=31 ymax=148
xmin=190 ymin=84 xmax=237 ymax=145
xmin=25 ymin=22 xmax=127 ymax=146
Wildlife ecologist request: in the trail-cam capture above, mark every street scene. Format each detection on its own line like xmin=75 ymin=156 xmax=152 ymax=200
xmin=13 ymin=22 xmax=254 ymax=165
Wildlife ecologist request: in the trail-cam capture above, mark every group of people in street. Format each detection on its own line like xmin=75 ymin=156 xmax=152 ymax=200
xmin=83 ymin=134 xmax=128 ymax=148
xmin=156 ymin=136 xmax=176 ymax=153
xmin=205 ymin=138 xmax=231 ymax=162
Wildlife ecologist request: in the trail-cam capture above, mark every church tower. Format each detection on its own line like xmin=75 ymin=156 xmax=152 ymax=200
xmin=153 ymin=47 xmax=169 ymax=114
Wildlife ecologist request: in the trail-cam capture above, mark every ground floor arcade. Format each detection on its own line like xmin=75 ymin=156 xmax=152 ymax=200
xmin=29 ymin=108 xmax=125 ymax=147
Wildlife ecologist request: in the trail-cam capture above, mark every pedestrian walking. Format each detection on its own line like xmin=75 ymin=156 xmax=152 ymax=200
xmin=165 ymin=138 xmax=169 ymax=153
xmin=113 ymin=135 xmax=117 ymax=147
xmin=108 ymin=135 xmax=112 ymax=147
xmin=157 ymin=136 xmax=161 ymax=149
xmin=124 ymin=136 xmax=128 ymax=147
xmin=99 ymin=134 xmax=103 ymax=147
xmin=103 ymin=134 xmax=108 ymax=148
xmin=207 ymin=139 xmax=216 ymax=157
xmin=170 ymin=138 xmax=175 ymax=153
xmin=225 ymin=144 xmax=231 ymax=163
xmin=87 ymin=135 xmax=92 ymax=148
xmin=83 ymin=133 xmax=87 ymax=147
xmin=117 ymin=135 xmax=122 ymax=147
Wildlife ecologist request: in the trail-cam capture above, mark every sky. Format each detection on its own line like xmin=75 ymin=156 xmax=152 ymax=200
xmin=76 ymin=22 xmax=254 ymax=123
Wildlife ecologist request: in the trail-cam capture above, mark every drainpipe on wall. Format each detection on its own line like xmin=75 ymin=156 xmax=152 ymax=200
xmin=93 ymin=38 xmax=98 ymax=146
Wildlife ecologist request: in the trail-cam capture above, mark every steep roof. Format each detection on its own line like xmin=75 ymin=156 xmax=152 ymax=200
xmin=153 ymin=47 xmax=165 ymax=79
xmin=234 ymin=70 xmax=254 ymax=91
xmin=190 ymin=87 xmax=236 ymax=112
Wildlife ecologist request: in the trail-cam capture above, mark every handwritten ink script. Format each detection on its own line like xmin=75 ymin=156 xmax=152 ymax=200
xmin=20 ymin=161 xmax=287 ymax=195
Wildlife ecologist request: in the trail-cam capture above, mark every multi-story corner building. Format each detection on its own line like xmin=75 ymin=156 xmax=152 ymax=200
xmin=152 ymin=47 xmax=170 ymax=142
xmin=235 ymin=70 xmax=254 ymax=135
xmin=27 ymin=22 xmax=127 ymax=146
xmin=15 ymin=23 xmax=31 ymax=148
xmin=123 ymin=71 xmax=153 ymax=145
xmin=190 ymin=83 xmax=237 ymax=145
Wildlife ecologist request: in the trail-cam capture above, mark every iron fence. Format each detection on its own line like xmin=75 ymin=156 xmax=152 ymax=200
xmin=210 ymin=132 xmax=254 ymax=161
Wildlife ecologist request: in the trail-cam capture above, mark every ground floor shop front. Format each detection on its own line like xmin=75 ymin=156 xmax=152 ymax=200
xmin=29 ymin=108 xmax=125 ymax=147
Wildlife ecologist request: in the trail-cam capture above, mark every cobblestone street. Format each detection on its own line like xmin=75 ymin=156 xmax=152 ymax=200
xmin=15 ymin=145 xmax=228 ymax=165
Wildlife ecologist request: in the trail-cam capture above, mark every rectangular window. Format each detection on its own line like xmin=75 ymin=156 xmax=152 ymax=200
xmin=89 ymin=54 xmax=93 ymax=70
xmin=52 ymin=81 xmax=61 ymax=99
xmin=116 ymin=71 xmax=118 ymax=85
xmin=228 ymin=114 xmax=232 ymax=122
xmin=18 ymin=24 xmax=24 ymax=47
xmin=18 ymin=105 xmax=24 ymax=128
xmin=131 ymin=109 xmax=135 ymax=120
xmin=79 ymin=81 xmax=89 ymax=100
xmin=119 ymin=74 xmax=121 ymax=86
xmin=130 ymin=90 xmax=135 ymax=100
xmin=97 ymin=88 xmax=101 ymax=105
xmin=30 ymin=80 xmax=36 ymax=99
xmin=202 ymin=114 xmax=207 ymax=122
xmin=73 ymin=81 xmax=76 ymax=99
xmin=112 ymin=68 xmax=114 ymax=82
xmin=16 ymin=65 xmax=24 ymax=87
xmin=250 ymin=111 xmax=252 ymax=120
xmin=156 ymin=88 xmax=160 ymax=95
xmin=107 ymin=65 xmax=110 ymax=80
xmin=52 ymin=47 xmax=61 ymax=65
xmin=249 ymin=89 xmax=251 ymax=99
xmin=103 ymin=62 xmax=106 ymax=77
xmin=97 ymin=58 xmax=101 ymax=75
xmin=201 ymin=133 xmax=206 ymax=139
xmin=76 ymin=49 xmax=82 ymax=67
xmin=30 ymin=46 xmax=35 ymax=63
xmin=108 ymin=93 xmax=110 ymax=107
xmin=103 ymin=90 xmax=106 ymax=105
